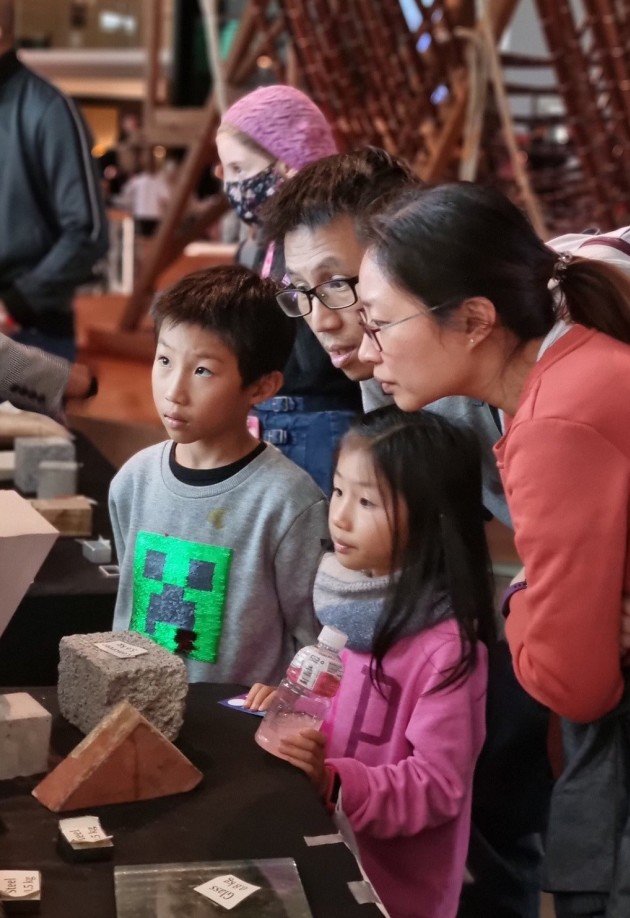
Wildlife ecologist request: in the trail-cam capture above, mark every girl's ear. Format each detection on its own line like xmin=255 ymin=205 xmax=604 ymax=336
xmin=248 ymin=371 xmax=284 ymax=406
xmin=460 ymin=296 xmax=496 ymax=343
xmin=215 ymin=163 xmax=224 ymax=181
xmin=276 ymin=161 xmax=297 ymax=179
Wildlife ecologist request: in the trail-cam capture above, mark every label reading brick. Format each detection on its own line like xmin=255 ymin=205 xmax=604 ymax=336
xmin=94 ymin=640 xmax=148 ymax=658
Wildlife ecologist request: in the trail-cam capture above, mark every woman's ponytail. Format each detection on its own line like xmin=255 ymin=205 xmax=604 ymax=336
xmin=559 ymin=257 xmax=630 ymax=344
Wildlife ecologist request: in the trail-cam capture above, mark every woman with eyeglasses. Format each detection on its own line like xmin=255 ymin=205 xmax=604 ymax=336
xmin=356 ymin=180 xmax=630 ymax=918
xmin=216 ymin=86 xmax=361 ymax=494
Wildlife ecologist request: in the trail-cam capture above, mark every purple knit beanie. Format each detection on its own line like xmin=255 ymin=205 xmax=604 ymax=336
xmin=220 ymin=85 xmax=337 ymax=172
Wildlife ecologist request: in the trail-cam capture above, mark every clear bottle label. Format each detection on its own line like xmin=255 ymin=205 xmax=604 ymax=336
xmin=288 ymin=648 xmax=343 ymax=695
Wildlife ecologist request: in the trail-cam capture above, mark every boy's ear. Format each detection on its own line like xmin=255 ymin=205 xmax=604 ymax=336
xmin=247 ymin=371 xmax=284 ymax=406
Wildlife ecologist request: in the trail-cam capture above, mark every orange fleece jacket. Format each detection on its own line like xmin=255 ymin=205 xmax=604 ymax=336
xmin=496 ymin=324 xmax=630 ymax=723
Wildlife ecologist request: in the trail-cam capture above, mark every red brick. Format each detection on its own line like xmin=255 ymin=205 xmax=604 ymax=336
xmin=32 ymin=701 xmax=202 ymax=812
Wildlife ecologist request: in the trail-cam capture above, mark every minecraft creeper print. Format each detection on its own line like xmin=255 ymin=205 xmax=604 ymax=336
xmin=130 ymin=531 xmax=233 ymax=663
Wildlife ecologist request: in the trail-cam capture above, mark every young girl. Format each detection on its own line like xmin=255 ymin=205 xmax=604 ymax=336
xmin=248 ymin=406 xmax=496 ymax=918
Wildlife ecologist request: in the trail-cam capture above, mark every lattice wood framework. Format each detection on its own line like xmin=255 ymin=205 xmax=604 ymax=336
xmin=533 ymin=0 xmax=630 ymax=229
xmin=249 ymin=0 xmax=476 ymax=178
xmin=113 ymin=0 xmax=629 ymax=338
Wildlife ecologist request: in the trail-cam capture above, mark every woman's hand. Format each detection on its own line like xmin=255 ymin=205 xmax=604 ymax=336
xmin=278 ymin=729 xmax=328 ymax=796
xmin=244 ymin=683 xmax=277 ymax=711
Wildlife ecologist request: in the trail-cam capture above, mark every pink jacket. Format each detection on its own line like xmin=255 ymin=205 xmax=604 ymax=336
xmin=497 ymin=325 xmax=630 ymax=722
xmin=325 ymin=621 xmax=487 ymax=918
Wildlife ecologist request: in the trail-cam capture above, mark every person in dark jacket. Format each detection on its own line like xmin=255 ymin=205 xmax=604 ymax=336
xmin=216 ymin=86 xmax=361 ymax=494
xmin=0 ymin=0 xmax=108 ymax=360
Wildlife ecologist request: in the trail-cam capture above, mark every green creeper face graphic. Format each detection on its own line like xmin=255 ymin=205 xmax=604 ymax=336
xmin=130 ymin=531 xmax=233 ymax=663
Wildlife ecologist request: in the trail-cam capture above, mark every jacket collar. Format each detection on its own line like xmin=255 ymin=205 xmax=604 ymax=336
xmin=494 ymin=324 xmax=595 ymax=455
xmin=0 ymin=49 xmax=21 ymax=87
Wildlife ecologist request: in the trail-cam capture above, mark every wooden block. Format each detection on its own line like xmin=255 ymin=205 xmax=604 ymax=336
xmin=32 ymin=701 xmax=202 ymax=812
xmin=28 ymin=496 xmax=92 ymax=537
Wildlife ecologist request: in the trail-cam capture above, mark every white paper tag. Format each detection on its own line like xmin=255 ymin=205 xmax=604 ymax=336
xmin=0 ymin=871 xmax=41 ymax=900
xmin=95 ymin=640 xmax=148 ymax=659
xmin=303 ymin=832 xmax=344 ymax=846
xmin=59 ymin=816 xmax=112 ymax=847
xmin=194 ymin=874 xmax=260 ymax=910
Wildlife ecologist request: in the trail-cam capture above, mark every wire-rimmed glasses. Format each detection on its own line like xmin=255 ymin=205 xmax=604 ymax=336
xmin=357 ymin=307 xmax=422 ymax=352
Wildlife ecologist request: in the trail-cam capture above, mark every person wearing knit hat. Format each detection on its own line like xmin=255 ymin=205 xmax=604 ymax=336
xmin=217 ymin=85 xmax=337 ymax=228
xmin=221 ymin=85 xmax=337 ymax=173
xmin=214 ymin=85 xmax=360 ymax=495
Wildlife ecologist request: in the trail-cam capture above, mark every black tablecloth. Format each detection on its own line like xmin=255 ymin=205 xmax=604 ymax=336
xmin=0 ymin=431 xmax=118 ymax=684
xmin=0 ymin=684 xmax=382 ymax=918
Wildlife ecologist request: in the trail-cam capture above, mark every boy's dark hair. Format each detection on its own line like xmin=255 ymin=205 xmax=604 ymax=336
xmin=261 ymin=146 xmax=422 ymax=244
xmin=151 ymin=264 xmax=295 ymax=386
xmin=341 ymin=406 xmax=497 ymax=695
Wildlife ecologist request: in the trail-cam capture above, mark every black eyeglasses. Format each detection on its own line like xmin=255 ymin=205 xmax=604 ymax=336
xmin=276 ymin=277 xmax=359 ymax=318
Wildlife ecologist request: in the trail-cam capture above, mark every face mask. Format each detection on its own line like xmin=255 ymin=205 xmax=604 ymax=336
xmin=224 ymin=163 xmax=284 ymax=226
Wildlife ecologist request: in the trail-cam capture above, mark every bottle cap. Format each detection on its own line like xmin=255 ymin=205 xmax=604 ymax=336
xmin=318 ymin=625 xmax=347 ymax=652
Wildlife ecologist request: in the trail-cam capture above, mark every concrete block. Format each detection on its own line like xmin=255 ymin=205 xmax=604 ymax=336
xmin=0 ymin=451 xmax=15 ymax=482
xmin=0 ymin=694 xmax=52 ymax=780
xmin=58 ymin=631 xmax=188 ymax=741
xmin=36 ymin=461 xmax=78 ymax=499
xmin=32 ymin=701 xmax=202 ymax=812
xmin=14 ymin=438 xmax=75 ymax=494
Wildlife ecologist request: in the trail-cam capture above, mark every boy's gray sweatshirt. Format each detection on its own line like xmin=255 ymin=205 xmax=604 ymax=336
xmin=109 ymin=442 xmax=328 ymax=685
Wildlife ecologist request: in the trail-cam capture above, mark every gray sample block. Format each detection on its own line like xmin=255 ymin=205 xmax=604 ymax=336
xmin=14 ymin=438 xmax=75 ymax=495
xmin=58 ymin=632 xmax=188 ymax=741
xmin=0 ymin=693 xmax=52 ymax=780
xmin=36 ymin=461 xmax=78 ymax=499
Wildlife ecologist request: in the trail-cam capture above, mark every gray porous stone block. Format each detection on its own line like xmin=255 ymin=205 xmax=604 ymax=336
xmin=0 ymin=693 xmax=52 ymax=780
xmin=14 ymin=437 xmax=76 ymax=494
xmin=57 ymin=631 xmax=188 ymax=741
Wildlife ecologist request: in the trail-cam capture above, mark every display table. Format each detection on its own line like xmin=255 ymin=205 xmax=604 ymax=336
xmin=0 ymin=683 xmax=382 ymax=918
xmin=0 ymin=431 xmax=118 ymax=684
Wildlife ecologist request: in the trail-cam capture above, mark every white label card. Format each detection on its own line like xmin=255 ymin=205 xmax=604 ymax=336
xmin=59 ymin=816 xmax=112 ymax=847
xmin=0 ymin=871 xmax=41 ymax=899
xmin=194 ymin=874 xmax=260 ymax=910
xmin=95 ymin=640 xmax=148 ymax=658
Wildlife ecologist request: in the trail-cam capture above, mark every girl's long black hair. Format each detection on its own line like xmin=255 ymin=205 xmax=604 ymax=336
xmin=342 ymin=406 xmax=497 ymax=694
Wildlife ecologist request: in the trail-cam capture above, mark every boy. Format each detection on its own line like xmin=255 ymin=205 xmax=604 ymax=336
xmin=109 ymin=264 xmax=328 ymax=684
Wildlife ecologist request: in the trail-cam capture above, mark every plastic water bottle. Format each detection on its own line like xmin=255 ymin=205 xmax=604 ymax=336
xmin=255 ymin=625 xmax=347 ymax=758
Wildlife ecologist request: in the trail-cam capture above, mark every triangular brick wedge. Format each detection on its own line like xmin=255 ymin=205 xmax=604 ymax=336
xmin=32 ymin=700 xmax=202 ymax=812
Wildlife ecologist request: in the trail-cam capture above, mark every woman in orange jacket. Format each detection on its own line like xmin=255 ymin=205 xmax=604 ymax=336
xmin=355 ymin=182 xmax=630 ymax=918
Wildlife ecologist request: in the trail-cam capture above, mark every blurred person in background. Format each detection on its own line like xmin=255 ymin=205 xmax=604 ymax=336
xmin=0 ymin=0 xmax=108 ymax=361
